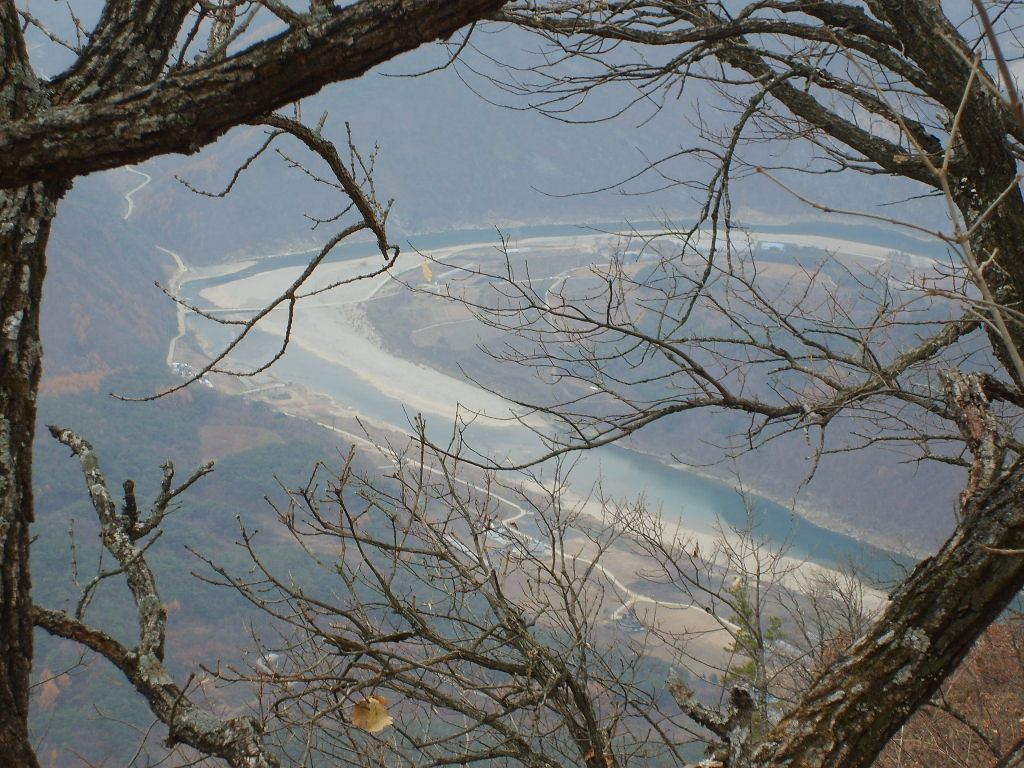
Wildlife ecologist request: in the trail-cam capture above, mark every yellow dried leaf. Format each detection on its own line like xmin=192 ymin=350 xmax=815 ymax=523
xmin=421 ymin=259 xmax=433 ymax=282
xmin=352 ymin=695 xmax=393 ymax=732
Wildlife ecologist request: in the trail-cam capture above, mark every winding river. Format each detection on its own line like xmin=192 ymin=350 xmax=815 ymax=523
xmin=180 ymin=221 xmax=938 ymax=580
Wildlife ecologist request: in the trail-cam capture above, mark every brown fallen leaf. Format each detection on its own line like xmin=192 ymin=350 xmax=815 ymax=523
xmin=352 ymin=695 xmax=394 ymax=732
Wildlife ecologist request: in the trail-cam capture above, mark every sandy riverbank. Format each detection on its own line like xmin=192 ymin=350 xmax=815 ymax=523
xmin=190 ymin=227 xmax=915 ymax=624
xmin=239 ymin=378 xmax=742 ymax=675
xmin=197 ymin=243 xmax=560 ymax=427
xmin=260 ymin=378 xmax=887 ymax=681
xmin=195 ymin=226 xmax=933 ymax=430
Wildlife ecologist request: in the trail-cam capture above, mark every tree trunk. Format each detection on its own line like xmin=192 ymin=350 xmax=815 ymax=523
xmin=758 ymin=374 xmax=1024 ymax=768
xmin=0 ymin=0 xmax=507 ymax=760
xmin=0 ymin=182 xmax=63 ymax=768
xmin=0 ymin=5 xmax=63 ymax=761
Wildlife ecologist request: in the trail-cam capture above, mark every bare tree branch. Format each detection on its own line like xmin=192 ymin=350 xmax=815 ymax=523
xmin=38 ymin=426 xmax=279 ymax=768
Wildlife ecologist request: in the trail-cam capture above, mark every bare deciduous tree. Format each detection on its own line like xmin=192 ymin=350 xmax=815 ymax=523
xmin=193 ymin=427 xmax=800 ymax=768
xmin=383 ymin=0 xmax=1024 ymax=765
xmin=177 ymin=426 xmax=886 ymax=768
xmin=11 ymin=1 xmax=1024 ymax=767
xmin=0 ymin=2 xmax=506 ymax=765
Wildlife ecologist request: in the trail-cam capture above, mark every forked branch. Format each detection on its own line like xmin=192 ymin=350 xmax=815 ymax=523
xmin=36 ymin=426 xmax=278 ymax=768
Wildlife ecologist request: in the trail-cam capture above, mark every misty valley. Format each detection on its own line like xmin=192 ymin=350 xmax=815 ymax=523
xmin=9 ymin=2 xmax=1024 ymax=767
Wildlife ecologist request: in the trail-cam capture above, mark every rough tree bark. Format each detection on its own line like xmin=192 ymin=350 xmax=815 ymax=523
xmin=0 ymin=0 xmax=508 ymax=190
xmin=0 ymin=1 xmax=506 ymax=764
xmin=0 ymin=8 xmax=63 ymax=764
xmin=758 ymin=373 xmax=1022 ymax=768
xmin=0 ymin=183 xmax=60 ymax=768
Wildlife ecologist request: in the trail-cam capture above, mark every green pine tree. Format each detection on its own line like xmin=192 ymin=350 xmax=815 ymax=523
xmin=721 ymin=579 xmax=786 ymax=735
